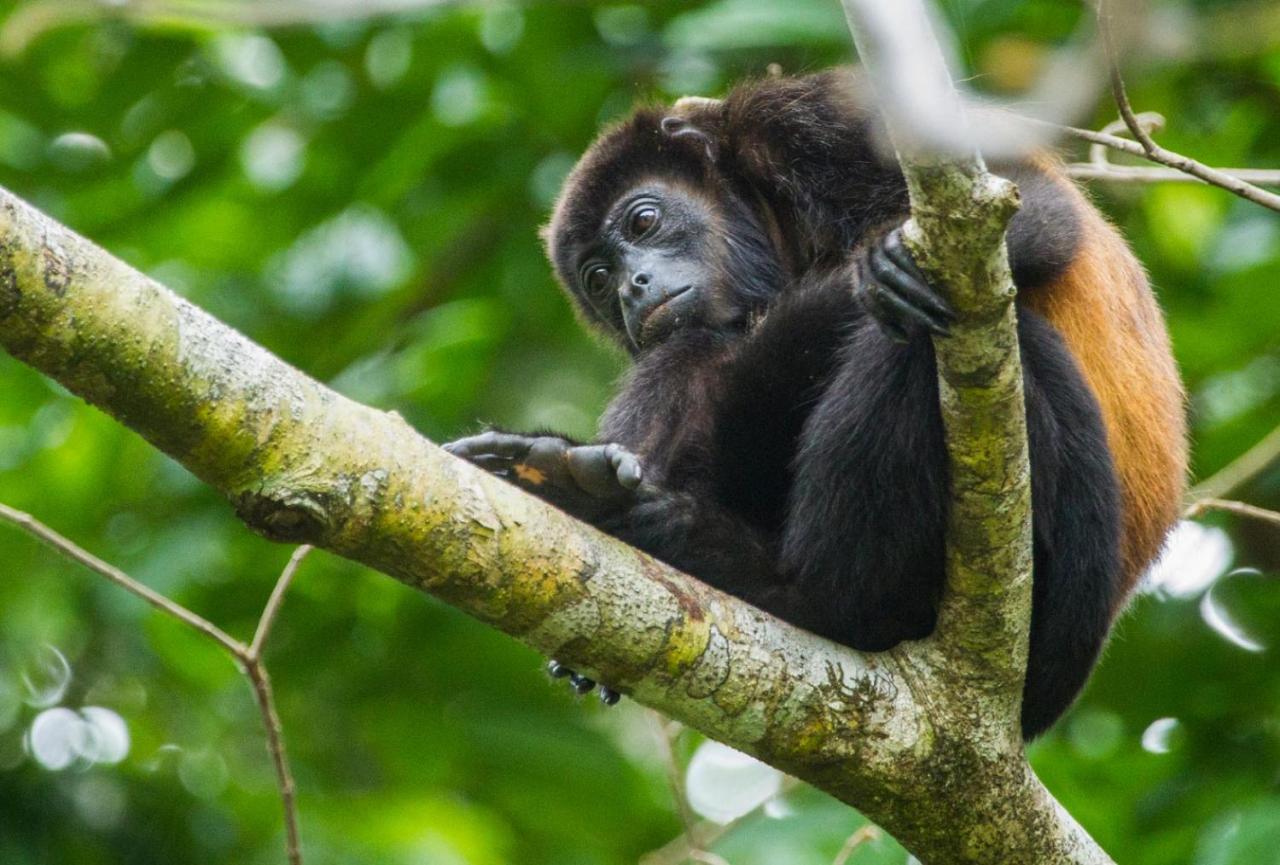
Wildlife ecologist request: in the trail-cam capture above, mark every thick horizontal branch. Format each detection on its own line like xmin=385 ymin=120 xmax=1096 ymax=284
xmin=0 ymin=184 xmax=928 ymax=804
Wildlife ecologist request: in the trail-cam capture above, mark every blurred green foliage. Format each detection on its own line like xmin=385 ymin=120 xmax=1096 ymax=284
xmin=0 ymin=1 xmax=1278 ymax=863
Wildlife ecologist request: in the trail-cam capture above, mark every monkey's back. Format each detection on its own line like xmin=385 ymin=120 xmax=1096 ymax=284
xmin=1020 ymin=172 xmax=1188 ymax=602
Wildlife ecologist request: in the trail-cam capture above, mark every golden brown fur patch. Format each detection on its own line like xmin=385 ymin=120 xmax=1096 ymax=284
xmin=1022 ymin=177 xmax=1188 ymax=604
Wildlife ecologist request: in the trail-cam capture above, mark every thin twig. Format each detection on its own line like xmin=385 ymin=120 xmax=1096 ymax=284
xmin=641 ymin=776 xmax=804 ymax=865
xmin=1092 ymin=0 xmax=1280 ymax=212
xmin=0 ymin=502 xmax=244 ymax=656
xmin=1185 ymin=498 xmax=1280 ymax=527
xmin=832 ymin=825 xmax=882 ymax=865
xmin=1189 ymin=425 xmax=1280 ymax=500
xmin=251 ymin=545 xmax=312 ymax=660
xmin=646 ymin=711 xmax=703 ymax=855
xmin=244 ymin=659 xmax=303 ymax=865
xmin=1036 ymin=116 xmax=1280 ymax=202
xmin=1065 ymin=164 xmax=1280 ymax=186
xmin=0 ymin=501 xmax=308 ymax=865
xmin=689 ymin=852 xmax=732 ymax=865
xmin=1088 ymin=113 xmax=1166 ymax=166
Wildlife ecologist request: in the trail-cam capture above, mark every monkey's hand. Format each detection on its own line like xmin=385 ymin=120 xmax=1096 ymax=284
xmin=856 ymin=227 xmax=956 ymax=343
xmin=442 ymin=432 xmax=644 ymax=524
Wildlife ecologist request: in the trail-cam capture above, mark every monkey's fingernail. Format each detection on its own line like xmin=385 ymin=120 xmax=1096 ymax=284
xmin=569 ymin=674 xmax=596 ymax=694
xmin=547 ymin=660 xmax=571 ymax=679
xmin=619 ymin=462 xmax=642 ymax=487
xmin=599 ymin=687 xmax=621 ymax=706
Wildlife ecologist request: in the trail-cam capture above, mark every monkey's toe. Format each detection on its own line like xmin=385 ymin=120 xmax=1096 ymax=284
xmin=546 ymin=659 xmax=623 ymax=706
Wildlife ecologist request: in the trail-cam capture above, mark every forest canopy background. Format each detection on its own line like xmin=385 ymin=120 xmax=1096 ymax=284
xmin=0 ymin=1 xmax=1279 ymax=864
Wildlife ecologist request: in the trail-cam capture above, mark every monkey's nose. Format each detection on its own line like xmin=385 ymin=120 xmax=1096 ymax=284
xmin=621 ymin=272 xmax=651 ymax=303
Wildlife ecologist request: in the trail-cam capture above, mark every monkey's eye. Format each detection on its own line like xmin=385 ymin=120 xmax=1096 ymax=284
xmin=627 ymin=205 xmax=660 ymax=238
xmin=584 ymin=265 xmax=611 ymax=294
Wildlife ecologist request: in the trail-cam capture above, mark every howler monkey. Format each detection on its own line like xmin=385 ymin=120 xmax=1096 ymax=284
xmin=446 ymin=70 xmax=1187 ymax=739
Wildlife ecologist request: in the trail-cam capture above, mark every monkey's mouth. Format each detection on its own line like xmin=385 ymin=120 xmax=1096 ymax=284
xmin=635 ymin=285 xmax=695 ymax=345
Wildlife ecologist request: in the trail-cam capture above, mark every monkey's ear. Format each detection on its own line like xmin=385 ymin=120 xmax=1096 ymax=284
xmin=661 ymin=95 xmax=724 ymax=162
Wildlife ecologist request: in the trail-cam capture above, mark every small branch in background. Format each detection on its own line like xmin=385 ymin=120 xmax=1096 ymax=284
xmin=1185 ymin=498 xmax=1280 ymax=528
xmin=1037 ymin=115 xmax=1280 ymax=196
xmin=0 ymin=503 xmax=309 ymax=865
xmin=1068 ymin=111 xmax=1280 ymax=185
xmin=689 ymin=851 xmax=732 ymax=865
xmin=1065 ymin=164 xmax=1280 ymax=186
xmin=244 ymin=657 xmax=302 ymax=865
xmin=832 ymin=825 xmax=882 ymax=865
xmin=645 ymin=712 xmax=705 ymax=859
xmin=0 ymin=503 xmax=244 ymax=656
xmin=245 ymin=545 xmax=312 ymax=865
xmin=251 ymin=545 xmax=312 ymax=660
xmin=641 ymin=774 xmax=804 ymax=865
xmin=1190 ymin=425 xmax=1280 ymax=500
xmin=1090 ymin=0 xmax=1280 ymax=212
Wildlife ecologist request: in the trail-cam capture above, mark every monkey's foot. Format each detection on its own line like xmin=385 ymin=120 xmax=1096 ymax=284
xmin=859 ymin=227 xmax=956 ymax=342
xmin=443 ymin=433 xmax=642 ymax=519
xmin=547 ymin=659 xmax=621 ymax=706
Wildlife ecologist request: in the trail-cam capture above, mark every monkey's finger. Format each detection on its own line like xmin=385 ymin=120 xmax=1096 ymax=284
xmin=869 ymin=246 xmax=954 ymax=334
xmin=882 ymin=229 xmax=937 ymax=292
xmin=568 ymin=673 xmax=596 ymax=695
xmin=599 ymin=686 xmax=621 ymax=706
xmin=605 ymin=443 xmax=643 ymax=489
xmin=879 ymin=284 xmax=951 ymax=337
xmin=443 ymin=431 xmax=539 ymax=460
xmin=468 ymin=454 xmax=519 ymax=474
xmin=859 ymin=282 xmax=911 ymax=344
xmin=565 ymin=445 xmax=626 ymax=497
xmin=881 ymin=230 xmax=956 ymax=326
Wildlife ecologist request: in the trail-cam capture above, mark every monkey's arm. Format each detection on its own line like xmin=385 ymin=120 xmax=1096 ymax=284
xmin=444 ymin=430 xmax=776 ymax=587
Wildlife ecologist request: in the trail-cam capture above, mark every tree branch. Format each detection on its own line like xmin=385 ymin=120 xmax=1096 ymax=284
xmin=1185 ymin=497 xmax=1280 ymax=528
xmin=1065 ymin=163 xmax=1280 ymax=186
xmin=0 ymin=502 xmax=243 ymax=656
xmin=1190 ymin=424 xmax=1280 ymax=500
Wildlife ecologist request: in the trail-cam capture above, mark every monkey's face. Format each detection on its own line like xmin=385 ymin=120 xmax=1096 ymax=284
xmin=573 ymin=181 xmax=736 ymax=350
